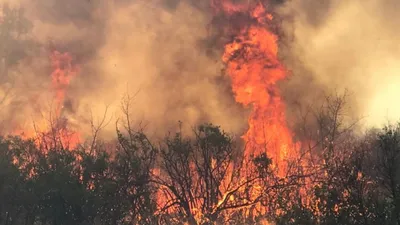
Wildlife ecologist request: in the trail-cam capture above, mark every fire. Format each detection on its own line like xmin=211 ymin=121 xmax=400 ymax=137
xmin=13 ymin=50 xmax=81 ymax=150
xmin=213 ymin=0 xmax=298 ymax=175
xmin=155 ymin=1 xmax=302 ymax=221
xmin=50 ymin=51 xmax=79 ymax=115
xmin=41 ymin=50 xmax=81 ymax=149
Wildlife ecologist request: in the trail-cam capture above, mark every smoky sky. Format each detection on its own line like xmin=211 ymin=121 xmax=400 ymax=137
xmin=277 ymin=0 xmax=400 ymax=129
xmin=0 ymin=0 xmax=248 ymax=139
xmin=1 ymin=0 xmax=398 ymax=143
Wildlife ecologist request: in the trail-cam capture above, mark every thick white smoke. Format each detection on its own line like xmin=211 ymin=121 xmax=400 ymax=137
xmin=279 ymin=0 xmax=400 ymax=129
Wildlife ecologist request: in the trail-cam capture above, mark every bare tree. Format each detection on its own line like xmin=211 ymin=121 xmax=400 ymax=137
xmin=153 ymin=123 xmax=277 ymax=225
xmin=374 ymin=123 xmax=400 ymax=225
xmin=108 ymin=93 xmax=158 ymax=225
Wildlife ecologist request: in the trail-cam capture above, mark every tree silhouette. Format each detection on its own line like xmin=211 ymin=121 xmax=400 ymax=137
xmin=154 ymin=123 xmax=276 ymax=225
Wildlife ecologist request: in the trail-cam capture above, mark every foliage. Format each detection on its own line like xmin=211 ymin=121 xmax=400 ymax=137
xmin=1 ymin=115 xmax=400 ymax=225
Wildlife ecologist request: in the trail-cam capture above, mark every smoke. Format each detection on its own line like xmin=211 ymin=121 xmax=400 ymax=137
xmin=278 ymin=0 xmax=400 ymax=129
xmin=0 ymin=0 xmax=248 ymax=140
xmin=4 ymin=0 xmax=397 ymax=144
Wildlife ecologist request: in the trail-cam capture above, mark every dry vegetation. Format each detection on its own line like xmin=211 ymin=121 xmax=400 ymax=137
xmin=1 ymin=2 xmax=400 ymax=225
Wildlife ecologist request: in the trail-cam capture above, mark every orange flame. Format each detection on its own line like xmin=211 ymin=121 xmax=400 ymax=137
xmin=45 ymin=50 xmax=81 ymax=149
xmin=13 ymin=50 xmax=81 ymax=150
xmin=214 ymin=0 xmax=298 ymax=175
xmin=50 ymin=51 xmax=79 ymax=115
xmin=156 ymin=1 xmax=303 ymax=221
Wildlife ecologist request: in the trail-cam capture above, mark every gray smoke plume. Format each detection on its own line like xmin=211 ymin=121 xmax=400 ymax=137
xmin=277 ymin=0 xmax=400 ymax=129
xmin=0 ymin=0 xmax=248 ymax=140
xmin=3 ymin=0 xmax=396 ymax=143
